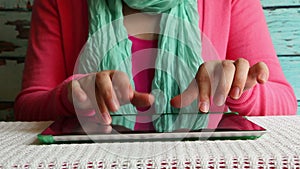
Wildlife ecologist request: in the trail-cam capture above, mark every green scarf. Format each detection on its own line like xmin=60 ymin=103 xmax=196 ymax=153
xmin=78 ymin=0 xmax=204 ymax=129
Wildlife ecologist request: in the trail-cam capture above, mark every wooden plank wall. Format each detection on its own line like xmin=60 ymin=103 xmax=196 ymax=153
xmin=261 ymin=0 xmax=300 ymax=7
xmin=261 ymin=0 xmax=300 ymax=114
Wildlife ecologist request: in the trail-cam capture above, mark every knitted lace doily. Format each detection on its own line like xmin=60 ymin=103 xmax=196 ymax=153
xmin=0 ymin=116 xmax=299 ymax=168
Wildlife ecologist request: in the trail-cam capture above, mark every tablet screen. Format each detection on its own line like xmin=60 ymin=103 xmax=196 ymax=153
xmin=39 ymin=112 xmax=266 ymax=143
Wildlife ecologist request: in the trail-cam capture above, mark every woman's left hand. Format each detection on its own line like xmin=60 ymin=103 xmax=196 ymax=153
xmin=171 ymin=58 xmax=269 ymax=112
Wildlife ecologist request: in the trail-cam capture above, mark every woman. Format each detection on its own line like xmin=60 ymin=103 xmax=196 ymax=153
xmin=14 ymin=0 xmax=297 ymax=124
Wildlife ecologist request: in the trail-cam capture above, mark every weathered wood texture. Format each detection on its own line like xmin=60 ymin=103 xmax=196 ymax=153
xmin=264 ymin=8 xmax=300 ymax=55
xmin=279 ymin=57 xmax=300 ymax=99
xmin=261 ymin=0 xmax=300 ymax=7
xmin=262 ymin=0 xmax=300 ymax=114
xmin=278 ymin=57 xmax=300 ymax=115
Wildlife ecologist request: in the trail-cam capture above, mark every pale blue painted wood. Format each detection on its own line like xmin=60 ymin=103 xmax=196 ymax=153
xmin=278 ymin=57 xmax=300 ymax=99
xmin=261 ymin=0 xmax=300 ymax=7
xmin=278 ymin=56 xmax=300 ymax=115
xmin=261 ymin=0 xmax=300 ymax=114
xmin=264 ymin=8 xmax=300 ymax=55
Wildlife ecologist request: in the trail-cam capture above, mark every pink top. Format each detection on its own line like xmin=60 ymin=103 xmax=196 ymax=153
xmin=130 ymin=36 xmax=157 ymax=130
xmin=14 ymin=0 xmax=298 ymax=121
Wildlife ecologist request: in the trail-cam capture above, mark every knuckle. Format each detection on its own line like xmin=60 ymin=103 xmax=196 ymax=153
xmin=95 ymin=72 xmax=106 ymax=81
xmin=198 ymin=63 xmax=209 ymax=75
xmin=112 ymin=71 xmax=130 ymax=84
xmin=197 ymin=65 xmax=210 ymax=83
xmin=197 ymin=73 xmax=210 ymax=84
xmin=114 ymin=71 xmax=127 ymax=79
xmin=222 ymin=60 xmax=235 ymax=69
xmin=117 ymin=71 xmax=127 ymax=77
xmin=236 ymin=58 xmax=250 ymax=67
xmin=257 ymin=61 xmax=264 ymax=65
xmin=199 ymin=62 xmax=208 ymax=71
xmin=254 ymin=62 xmax=269 ymax=74
xmin=256 ymin=61 xmax=267 ymax=68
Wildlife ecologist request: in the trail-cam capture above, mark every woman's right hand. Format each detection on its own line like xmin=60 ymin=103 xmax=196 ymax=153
xmin=67 ymin=70 xmax=154 ymax=124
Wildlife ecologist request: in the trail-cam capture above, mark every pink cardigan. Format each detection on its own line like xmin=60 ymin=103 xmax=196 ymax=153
xmin=14 ymin=0 xmax=297 ymax=121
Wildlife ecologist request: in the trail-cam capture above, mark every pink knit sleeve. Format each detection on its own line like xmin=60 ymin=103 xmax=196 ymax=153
xmin=14 ymin=0 xmax=86 ymax=121
xmin=225 ymin=0 xmax=297 ymax=116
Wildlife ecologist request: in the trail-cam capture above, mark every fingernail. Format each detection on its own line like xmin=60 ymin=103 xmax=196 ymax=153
xmin=231 ymin=87 xmax=240 ymax=99
xmin=199 ymin=102 xmax=209 ymax=113
xmin=215 ymin=94 xmax=226 ymax=106
xmin=101 ymin=113 xmax=112 ymax=124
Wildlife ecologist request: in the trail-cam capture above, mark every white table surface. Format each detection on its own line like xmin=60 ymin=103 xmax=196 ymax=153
xmin=0 ymin=116 xmax=299 ymax=168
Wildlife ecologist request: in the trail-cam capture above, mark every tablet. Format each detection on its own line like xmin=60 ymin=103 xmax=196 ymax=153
xmin=38 ymin=112 xmax=266 ymax=144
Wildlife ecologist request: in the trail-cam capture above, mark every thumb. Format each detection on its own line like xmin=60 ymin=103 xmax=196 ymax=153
xmin=71 ymin=80 xmax=88 ymax=103
xmin=131 ymin=91 xmax=155 ymax=108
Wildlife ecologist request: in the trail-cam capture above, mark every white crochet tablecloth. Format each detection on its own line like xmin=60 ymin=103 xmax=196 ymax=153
xmin=0 ymin=116 xmax=299 ymax=168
